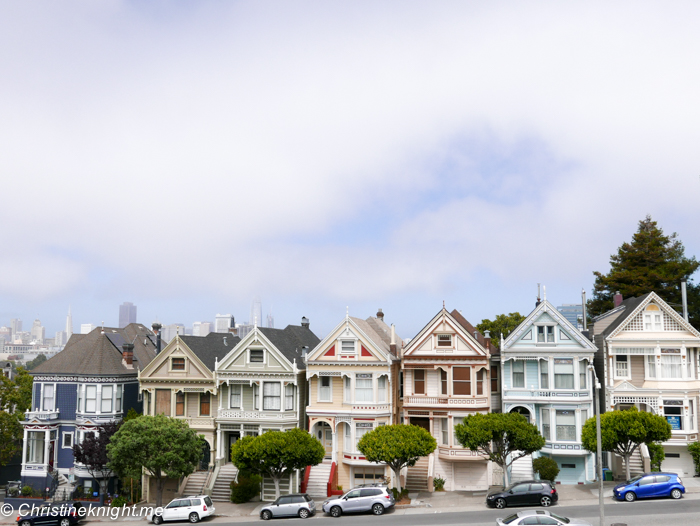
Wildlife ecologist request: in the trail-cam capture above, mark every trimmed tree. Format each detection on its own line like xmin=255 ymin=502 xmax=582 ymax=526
xmin=454 ymin=412 xmax=545 ymax=487
xmin=581 ymin=407 xmax=671 ymax=480
xmin=107 ymin=414 xmax=203 ymax=506
xmin=72 ymin=421 xmax=120 ymax=501
xmin=357 ymin=424 xmax=436 ymax=492
xmin=476 ymin=313 xmax=527 ymax=349
xmin=231 ymin=428 xmax=325 ymax=500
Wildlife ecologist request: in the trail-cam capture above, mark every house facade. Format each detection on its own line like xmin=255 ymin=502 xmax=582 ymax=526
xmin=304 ymin=311 xmax=401 ymax=493
xmin=21 ymin=324 xmax=157 ymax=494
xmin=138 ymin=331 xmax=239 ymax=503
xmin=401 ymin=308 xmax=493 ymax=492
xmin=215 ymin=320 xmax=319 ymax=500
xmin=501 ymin=300 xmax=597 ymax=484
xmin=594 ymin=292 xmax=700 ymax=477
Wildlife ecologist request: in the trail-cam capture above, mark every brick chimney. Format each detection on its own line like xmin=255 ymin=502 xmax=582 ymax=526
xmin=122 ymin=342 xmax=134 ymax=368
xmin=152 ymin=322 xmax=162 ymax=354
xmin=484 ymin=330 xmax=492 ymax=351
xmin=376 ymin=308 xmax=384 ymax=321
xmin=614 ymin=291 xmax=623 ymax=307
xmin=390 ymin=324 xmax=397 ymax=355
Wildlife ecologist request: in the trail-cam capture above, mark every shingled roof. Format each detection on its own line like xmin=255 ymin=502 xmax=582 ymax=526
xmin=258 ymin=325 xmax=321 ymax=369
xmin=32 ymin=323 xmax=157 ymax=376
xmin=180 ymin=332 xmax=241 ymax=370
xmin=450 ymin=309 xmax=497 ymax=355
xmin=600 ymin=293 xmax=653 ymax=337
xmin=350 ymin=316 xmax=402 ymax=359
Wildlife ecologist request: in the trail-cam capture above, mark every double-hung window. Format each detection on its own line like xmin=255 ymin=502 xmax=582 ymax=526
xmin=175 ymin=392 xmax=185 ymax=416
xmin=413 ymin=370 xmax=425 ymax=395
xmin=341 ymin=340 xmax=355 ymax=354
xmin=540 ymin=361 xmax=549 ymax=389
xmin=615 ymin=355 xmax=629 ymax=378
xmin=85 ymin=385 xmax=97 ymax=413
xmin=285 ymin=384 xmax=294 ymax=410
xmin=476 ymin=369 xmax=484 ymax=395
xmin=230 ymin=384 xmax=242 ymax=408
xmin=344 ymin=376 xmax=351 ymax=403
xmin=580 ymin=361 xmax=588 ymax=389
xmin=254 ymin=384 xmax=259 ymax=409
xmin=541 ymin=408 xmax=551 ymax=440
xmin=250 ymin=350 xmax=264 ymax=363
xmin=355 ymin=423 xmax=373 ymax=451
xmin=453 ymin=367 xmax=471 ymax=395
xmin=355 ymin=374 xmax=373 ymax=402
xmin=437 ymin=334 xmax=452 ymax=347
xmin=555 ymin=410 xmax=576 ymax=441
xmin=116 ymin=384 xmax=123 ymax=412
xmin=490 ymin=366 xmax=499 ymax=392
xmin=319 ymin=376 xmax=332 ymax=402
xmin=512 ymin=361 xmax=524 ymax=388
xmin=660 ymin=352 xmax=682 ymax=379
xmin=200 ymin=393 xmax=211 ymax=416
xmin=644 ymin=311 xmax=663 ymax=331
xmin=377 ymin=376 xmax=387 ymax=403
xmin=554 ymin=359 xmax=574 ymax=389
xmin=441 ymin=369 xmax=448 ymax=395
xmin=647 ymin=355 xmax=657 ymax=378
xmin=101 ymin=385 xmax=113 ymax=413
xmin=42 ymin=384 xmax=55 ymax=411
xmin=263 ymin=382 xmax=281 ymax=410
xmin=663 ymin=401 xmax=683 ymax=430
xmin=26 ymin=431 xmax=45 ymax=464
xmin=440 ymin=418 xmax=449 ymax=445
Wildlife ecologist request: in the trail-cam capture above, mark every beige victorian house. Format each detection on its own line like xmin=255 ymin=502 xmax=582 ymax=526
xmin=138 ymin=332 xmax=240 ymax=502
xmin=401 ymin=308 xmax=493 ymax=492
xmin=303 ymin=310 xmax=401 ymax=497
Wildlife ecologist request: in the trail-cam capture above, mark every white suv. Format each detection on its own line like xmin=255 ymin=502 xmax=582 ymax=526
xmin=150 ymin=495 xmax=215 ymax=524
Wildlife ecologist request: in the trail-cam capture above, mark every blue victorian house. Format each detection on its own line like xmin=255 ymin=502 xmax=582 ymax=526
xmin=501 ymin=297 xmax=597 ymax=484
xmin=21 ymin=324 xmax=158 ymax=495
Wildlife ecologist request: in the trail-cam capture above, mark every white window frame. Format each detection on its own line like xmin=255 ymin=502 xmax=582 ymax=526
xmin=116 ymin=384 xmax=123 ymax=413
xmin=555 ymin=410 xmax=576 ymax=442
xmin=85 ymin=385 xmax=97 ymax=413
xmin=659 ymin=354 xmax=683 ymax=380
xmin=285 ymin=383 xmax=294 ymax=411
xmin=340 ymin=340 xmax=356 ymax=355
xmin=355 ymin=374 xmax=373 ymax=403
xmin=262 ymin=382 xmax=282 ymax=411
xmin=537 ymin=325 xmax=555 ymax=343
xmin=101 ymin=385 xmax=113 ymax=413
xmin=344 ymin=376 xmax=351 ymax=403
xmin=249 ymin=349 xmax=265 ymax=364
xmin=440 ymin=418 xmax=449 ymax=445
xmin=436 ymin=334 xmax=453 ymax=348
xmin=318 ymin=376 xmax=332 ymax=402
xmin=643 ymin=311 xmax=663 ymax=331
xmin=230 ymin=384 xmax=242 ymax=408
xmin=540 ymin=360 xmax=549 ymax=389
xmin=377 ymin=376 xmax=387 ymax=403
xmin=541 ymin=408 xmax=551 ymax=440
xmin=614 ymin=355 xmax=630 ymax=379
xmin=512 ymin=360 xmax=525 ymax=388
xmin=646 ymin=354 xmax=657 ymax=379
xmin=61 ymin=431 xmax=74 ymax=449
xmin=42 ymin=383 xmax=55 ymax=412
xmin=355 ymin=422 xmax=373 ymax=452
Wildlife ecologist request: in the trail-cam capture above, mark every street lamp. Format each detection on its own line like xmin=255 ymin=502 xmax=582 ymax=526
xmin=589 ymin=365 xmax=605 ymax=526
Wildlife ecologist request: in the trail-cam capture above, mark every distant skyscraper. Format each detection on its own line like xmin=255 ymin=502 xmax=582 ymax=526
xmin=266 ymin=313 xmax=274 ymax=328
xmin=55 ymin=331 xmax=67 ymax=346
xmin=215 ymin=314 xmax=234 ymax=333
xmin=193 ymin=322 xmax=212 ymax=337
xmin=251 ymin=297 xmax=262 ymax=327
xmin=119 ymin=302 xmax=137 ymax=328
xmin=31 ymin=319 xmax=45 ymax=343
xmin=66 ymin=307 xmax=73 ymax=339
xmin=81 ymin=324 xmax=96 ymax=334
xmin=161 ymin=323 xmax=185 ymax=343
xmin=0 ymin=326 xmax=11 ymax=343
xmin=557 ymin=304 xmax=584 ymax=329
xmin=10 ymin=319 xmax=22 ymax=338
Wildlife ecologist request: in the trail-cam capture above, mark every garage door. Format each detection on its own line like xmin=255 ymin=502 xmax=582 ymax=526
xmin=453 ymin=462 xmax=488 ymax=491
xmin=553 ymin=456 xmax=585 ymax=484
xmin=661 ymin=446 xmax=694 ymax=477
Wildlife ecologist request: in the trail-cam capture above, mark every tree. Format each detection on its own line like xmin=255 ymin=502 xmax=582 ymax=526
xmin=647 ymin=442 xmax=665 ymax=472
xmin=230 ymin=428 xmax=324 ymax=500
xmin=588 ymin=215 xmax=700 ymax=325
xmin=581 ymin=407 xmax=671 ymax=480
xmin=476 ymin=313 xmax=526 ymax=348
xmin=357 ymin=424 xmax=436 ymax=493
xmin=107 ymin=414 xmax=203 ymax=506
xmin=0 ymin=367 xmax=33 ymax=467
xmin=25 ymin=354 xmax=47 ymax=371
xmin=72 ymin=421 xmax=120 ymax=500
xmin=454 ymin=412 xmax=545 ymax=487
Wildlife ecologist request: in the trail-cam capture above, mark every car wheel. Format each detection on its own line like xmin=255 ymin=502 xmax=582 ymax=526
xmin=261 ymin=510 xmax=272 ymax=520
xmin=189 ymin=513 xmax=199 ymax=523
xmin=372 ymin=503 xmax=385 ymax=516
xmin=153 ymin=516 xmax=163 ymax=525
xmin=20 ymin=521 xmax=31 ymax=526
xmin=60 ymin=519 xmax=71 ymax=526
xmin=540 ymin=496 xmax=552 ymax=507
xmin=299 ymin=508 xmax=310 ymax=519
xmin=671 ymin=489 xmax=682 ymax=499
xmin=495 ymin=498 xmax=506 ymax=509
xmin=330 ymin=506 xmax=342 ymax=518
xmin=625 ymin=492 xmax=636 ymax=502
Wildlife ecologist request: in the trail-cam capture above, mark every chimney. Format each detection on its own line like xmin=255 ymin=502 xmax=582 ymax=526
xmin=484 ymin=330 xmax=492 ymax=351
xmin=152 ymin=322 xmax=162 ymax=354
xmin=581 ymin=289 xmax=588 ymax=331
xmin=536 ymin=283 xmax=541 ymax=307
xmin=376 ymin=308 xmax=384 ymax=320
xmin=681 ymin=280 xmax=689 ymax=321
xmin=301 ymin=316 xmax=309 ymax=329
xmin=614 ymin=291 xmax=623 ymax=308
xmin=390 ymin=324 xmax=397 ymax=355
xmin=228 ymin=326 xmax=238 ymax=336
xmin=122 ymin=342 xmax=134 ymax=367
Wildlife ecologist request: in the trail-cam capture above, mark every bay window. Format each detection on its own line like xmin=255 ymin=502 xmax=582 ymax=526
xmin=344 ymin=423 xmax=351 ymax=450
xmin=512 ymin=361 xmax=524 ymax=388
xmin=660 ymin=353 xmax=682 ymax=379
xmin=26 ymin=431 xmax=45 ymax=464
xmin=101 ymin=385 xmax=113 ymax=413
xmin=541 ymin=408 xmax=550 ymax=440
xmin=413 ymin=369 xmax=425 ymax=395
xmin=355 ymin=374 xmax=373 ymax=402
xmin=263 ymin=382 xmax=281 ymax=410
xmin=556 ymin=410 xmax=576 ymax=441
xmin=580 ymin=361 xmax=588 ymax=389
xmin=476 ymin=368 xmax=485 ymax=395
xmin=356 ymin=423 xmax=373 ymax=450
xmin=554 ymin=359 xmax=574 ymax=389
xmin=344 ymin=376 xmax=351 ymax=403
xmin=453 ymin=367 xmax=471 ymax=395
xmin=285 ymin=383 xmax=294 ymax=410
xmin=319 ymin=376 xmax=332 ymax=402
xmin=440 ymin=418 xmax=449 ymax=445
xmin=441 ymin=369 xmax=448 ymax=395
xmin=254 ymin=384 xmax=259 ymax=409
xmin=85 ymin=385 xmax=97 ymax=413
xmin=42 ymin=384 xmax=55 ymax=411
xmin=647 ymin=355 xmax=657 ymax=378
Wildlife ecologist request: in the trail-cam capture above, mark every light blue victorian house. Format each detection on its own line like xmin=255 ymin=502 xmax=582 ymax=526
xmin=500 ymin=298 xmax=597 ymax=484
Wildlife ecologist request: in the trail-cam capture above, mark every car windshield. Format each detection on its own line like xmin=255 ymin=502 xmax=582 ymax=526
xmin=626 ymin=475 xmax=643 ymax=485
xmin=501 ymin=514 xmax=519 ymax=524
xmin=550 ymin=513 xmax=570 ymax=524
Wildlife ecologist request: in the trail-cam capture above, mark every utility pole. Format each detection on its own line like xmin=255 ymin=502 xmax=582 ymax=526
xmin=590 ymin=365 xmax=605 ymax=526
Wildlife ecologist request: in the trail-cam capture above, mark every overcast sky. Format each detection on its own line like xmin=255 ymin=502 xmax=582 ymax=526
xmin=1 ymin=1 xmax=699 ymax=340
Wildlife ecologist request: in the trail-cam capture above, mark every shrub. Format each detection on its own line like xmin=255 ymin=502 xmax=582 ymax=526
xmin=7 ymin=487 xmax=19 ymax=497
xmin=110 ymin=496 xmax=129 ymax=507
xmin=230 ymin=472 xmax=261 ymax=504
xmin=433 ymin=476 xmax=446 ymax=491
xmin=688 ymin=442 xmax=700 ymax=476
xmin=21 ymin=485 xmax=33 ymax=497
xmin=532 ymin=456 xmax=559 ymax=482
xmin=647 ymin=442 xmax=665 ymax=472
xmin=390 ymin=487 xmax=409 ymax=501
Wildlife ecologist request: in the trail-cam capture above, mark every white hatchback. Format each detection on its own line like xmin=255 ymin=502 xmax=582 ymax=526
xmin=150 ymin=495 xmax=215 ymax=524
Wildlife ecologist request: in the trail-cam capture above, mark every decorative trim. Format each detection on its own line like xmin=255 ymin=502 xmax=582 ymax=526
xmin=33 ymin=376 xmax=134 ymax=383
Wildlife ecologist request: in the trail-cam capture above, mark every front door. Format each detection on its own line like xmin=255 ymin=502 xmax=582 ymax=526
xmin=199 ymin=441 xmax=210 ymax=471
xmin=48 ymin=441 xmax=55 ymax=470
xmin=228 ymin=432 xmax=240 ymax=462
xmin=316 ymin=423 xmax=332 ymax=457
xmin=410 ymin=417 xmax=430 ymax=432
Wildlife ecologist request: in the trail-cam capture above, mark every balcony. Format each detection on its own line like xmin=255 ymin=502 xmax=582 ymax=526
xmin=217 ymin=409 xmax=297 ymax=421
xmin=25 ymin=409 xmax=59 ymax=421
xmin=437 ymin=446 xmax=488 ymax=461
xmin=342 ymin=403 xmax=390 ymax=412
xmin=184 ymin=416 xmax=216 ymax=428
xmin=503 ymin=390 xmax=591 ymax=400
xmin=403 ymin=396 xmax=488 ymax=408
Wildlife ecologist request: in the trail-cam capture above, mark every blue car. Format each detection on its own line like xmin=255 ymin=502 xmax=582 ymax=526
xmin=613 ymin=472 xmax=684 ymax=502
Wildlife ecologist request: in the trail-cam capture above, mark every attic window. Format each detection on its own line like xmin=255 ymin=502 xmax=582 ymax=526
xmin=250 ymin=350 xmax=264 ymax=363
xmin=341 ymin=341 xmax=355 ymax=354
xmin=437 ymin=334 xmax=452 ymax=347
xmin=171 ymin=358 xmax=185 ymax=370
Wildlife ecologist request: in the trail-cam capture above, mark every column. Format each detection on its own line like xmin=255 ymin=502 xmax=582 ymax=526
xmin=216 ymin=428 xmax=222 ymax=460
xmin=43 ymin=429 xmax=50 ymax=471
xmin=22 ymin=427 xmax=28 ymax=468
xmin=331 ymin=429 xmax=337 ymax=463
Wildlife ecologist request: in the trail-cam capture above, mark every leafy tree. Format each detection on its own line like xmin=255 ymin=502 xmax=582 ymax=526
xmin=588 ymin=215 xmax=700 ymax=325
xmin=454 ymin=412 xmax=545 ymax=487
xmin=532 ymin=456 xmax=559 ymax=482
xmin=123 ymin=408 xmax=141 ymax=422
xmin=231 ymin=428 xmax=324 ymax=500
xmin=688 ymin=442 xmax=700 ymax=476
xmin=25 ymin=354 xmax=47 ymax=371
xmin=0 ymin=367 xmax=33 ymax=467
xmin=72 ymin=421 xmax=120 ymax=499
xmin=107 ymin=414 xmax=203 ymax=506
xmin=647 ymin=442 xmax=665 ymax=472
xmin=581 ymin=407 xmax=671 ymax=480
xmin=357 ymin=424 xmax=436 ymax=492
xmin=476 ymin=313 xmax=526 ymax=348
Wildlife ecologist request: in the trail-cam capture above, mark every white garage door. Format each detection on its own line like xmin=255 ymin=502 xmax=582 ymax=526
xmin=453 ymin=462 xmax=488 ymax=491
xmin=661 ymin=446 xmax=693 ymax=477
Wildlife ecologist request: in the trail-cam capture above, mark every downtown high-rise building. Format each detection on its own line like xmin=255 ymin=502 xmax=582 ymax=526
xmin=10 ymin=319 xmax=22 ymax=338
xmin=31 ymin=319 xmax=45 ymax=343
xmin=66 ymin=307 xmax=73 ymax=339
xmin=119 ymin=302 xmax=137 ymax=328
xmin=193 ymin=321 xmax=212 ymax=337
xmin=215 ymin=314 xmax=234 ymax=333
xmin=250 ymin=297 xmax=262 ymax=327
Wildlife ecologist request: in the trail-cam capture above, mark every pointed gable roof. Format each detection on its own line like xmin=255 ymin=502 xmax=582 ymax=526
xmin=179 ymin=332 xmax=241 ymax=370
xmin=403 ymin=307 xmax=489 ymax=356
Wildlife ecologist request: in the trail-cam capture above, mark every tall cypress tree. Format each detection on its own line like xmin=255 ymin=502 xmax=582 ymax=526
xmin=588 ymin=215 xmax=699 ymax=325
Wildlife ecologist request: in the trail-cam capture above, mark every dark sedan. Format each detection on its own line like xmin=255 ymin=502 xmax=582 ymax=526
xmin=486 ymin=480 xmax=558 ymax=509
xmin=16 ymin=503 xmax=82 ymax=526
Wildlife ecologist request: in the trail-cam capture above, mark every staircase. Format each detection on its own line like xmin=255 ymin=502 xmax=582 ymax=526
xmin=211 ymin=464 xmax=238 ymax=502
xmin=51 ymin=473 xmax=73 ymax=501
xmin=510 ymin=453 xmax=534 ymax=483
xmin=306 ymin=459 xmax=332 ymax=499
xmin=182 ymin=471 xmax=209 ymax=497
xmin=405 ymin=457 xmax=429 ymax=492
xmin=627 ymin=449 xmax=644 ymax=477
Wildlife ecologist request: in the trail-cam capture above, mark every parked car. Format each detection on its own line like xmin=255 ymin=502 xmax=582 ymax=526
xmin=612 ymin=472 xmax=685 ymax=502
xmin=497 ymin=510 xmax=592 ymax=526
xmin=149 ymin=495 xmax=215 ymax=524
xmin=486 ymin=481 xmax=558 ymax=509
xmin=322 ymin=485 xmax=395 ymax=517
xmin=260 ymin=494 xmax=316 ymax=520
xmin=16 ymin=502 xmax=82 ymax=526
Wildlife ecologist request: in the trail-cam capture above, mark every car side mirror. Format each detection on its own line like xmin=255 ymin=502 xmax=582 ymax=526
xmin=509 ymin=490 xmax=513 ymax=494
xmin=635 ymin=483 xmax=639 ymax=487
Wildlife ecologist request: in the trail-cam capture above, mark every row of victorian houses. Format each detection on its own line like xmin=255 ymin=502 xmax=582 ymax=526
xmin=19 ymin=291 xmax=700 ymax=502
